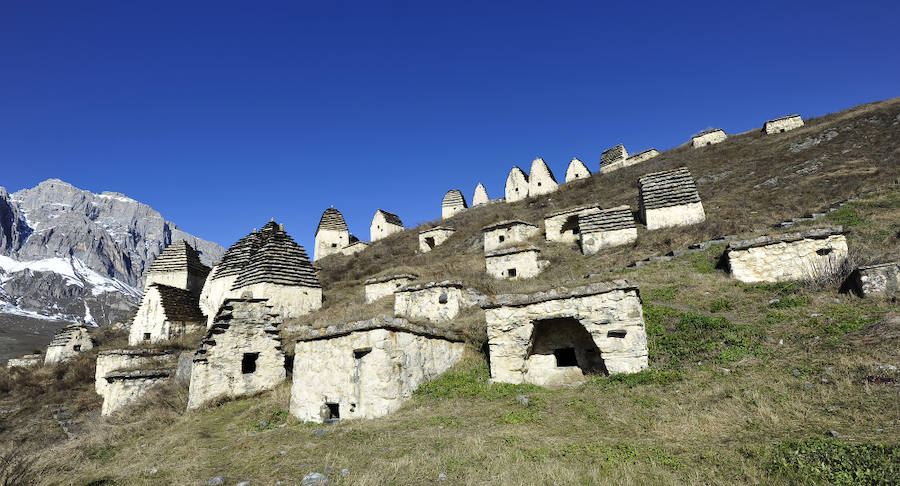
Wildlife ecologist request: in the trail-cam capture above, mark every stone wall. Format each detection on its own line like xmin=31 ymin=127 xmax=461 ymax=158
xmin=565 ymin=158 xmax=591 ymax=182
xmin=638 ymin=167 xmax=706 ymax=230
xmin=7 ymin=354 xmax=41 ymax=368
xmin=602 ymin=149 xmax=661 ymax=174
xmin=45 ymin=324 xmax=93 ymax=365
xmin=544 ymin=206 xmax=601 ymax=243
xmin=341 ymin=241 xmax=369 ymax=256
xmin=485 ymin=247 xmax=544 ymax=279
xmin=691 ymin=129 xmax=726 ymax=148
xmin=187 ymin=299 xmax=286 ymax=410
xmin=314 ymin=228 xmax=350 ymax=262
xmin=483 ymin=281 xmax=648 ymax=386
xmin=725 ymin=228 xmax=848 ymax=283
xmin=370 ymin=210 xmax=403 ymax=242
xmin=505 ymin=167 xmax=529 ymax=203
xmin=482 ymin=221 xmax=538 ymax=252
xmin=129 ymin=285 xmax=204 ymax=345
xmin=472 ymin=183 xmax=490 ymax=206
xmin=145 ymin=270 xmax=190 ymax=293
xmin=764 ymin=115 xmax=803 ymax=135
xmin=644 ymin=203 xmax=707 ymax=230
xmin=236 ymin=282 xmax=322 ymax=320
xmin=419 ymin=227 xmax=455 ymax=253
xmin=102 ymin=369 xmax=174 ymax=416
xmin=579 ymin=206 xmax=637 ymax=255
xmin=95 ymin=349 xmax=175 ymax=395
xmin=290 ymin=317 xmax=465 ymax=422
xmin=600 ymin=144 xmax=628 ymax=168
xmin=199 ymin=271 xmax=237 ymax=327
xmin=848 ymin=262 xmax=900 ymax=297
xmin=528 ymin=158 xmax=558 ymax=197
xmin=364 ymin=274 xmax=418 ymax=303
xmin=394 ymin=282 xmax=484 ymax=323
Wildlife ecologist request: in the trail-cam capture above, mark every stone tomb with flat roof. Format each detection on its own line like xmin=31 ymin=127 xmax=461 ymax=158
xmin=364 ymin=273 xmax=418 ymax=303
xmin=724 ymin=227 xmax=849 ymax=283
xmin=485 ymin=246 xmax=545 ymax=280
xmin=692 ymin=129 xmax=726 ymax=148
xmin=482 ymin=220 xmax=538 ymax=253
xmin=579 ymin=205 xmax=637 ymax=254
xmin=394 ymin=281 xmax=485 ymax=324
xmin=764 ymin=114 xmax=804 ymax=134
xmin=419 ymin=226 xmax=455 ymax=253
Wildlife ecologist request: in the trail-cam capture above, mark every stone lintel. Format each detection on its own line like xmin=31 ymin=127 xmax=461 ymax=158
xmin=482 ymin=280 xmax=637 ymax=309
xmin=396 ymin=280 xmax=464 ymax=293
xmin=364 ymin=273 xmax=419 ymax=285
xmin=294 ymin=315 xmax=466 ymax=343
xmin=485 ymin=246 xmax=541 ymax=258
xmin=726 ymin=226 xmax=845 ymax=252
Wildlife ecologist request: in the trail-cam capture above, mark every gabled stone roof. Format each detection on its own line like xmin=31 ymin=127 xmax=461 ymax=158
xmin=482 ymin=280 xmax=637 ymax=309
xmin=294 ymin=315 xmax=466 ymax=343
xmin=375 ymin=209 xmax=403 ymax=227
xmin=482 ymin=220 xmax=536 ymax=232
xmin=151 ymin=283 xmax=205 ymax=322
xmin=580 ymin=206 xmax=636 ymax=233
xmin=485 ymin=245 xmax=540 ymax=258
xmin=638 ymin=167 xmax=702 ymax=210
xmin=211 ymin=231 xmax=263 ymax=279
xmin=693 ymin=128 xmax=725 ymax=138
xmin=442 ymin=190 xmax=468 ymax=208
xmin=601 ymin=144 xmax=628 ymax=165
xmin=47 ymin=324 xmax=91 ymax=347
xmin=726 ymin=226 xmax=844 ymax=252
xmin=147 ymin=240 xmax=210 ymax=277
xmin=316 ymin=207 xmax=348 ymax=236
xmin=231 ymin=221 xmax=321 ymax=290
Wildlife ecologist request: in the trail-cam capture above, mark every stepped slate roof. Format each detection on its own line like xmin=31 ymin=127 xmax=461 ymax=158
xmin=151 ymin=283 xmax=205 ymax=322
xmin=638 ymin=167 xmax=702 ymax=210
xmin=375 ymin=209 xmax=403 ymax=227
xmin=211 ymin=231 xmax=263 ymax=279
xmin=226 ymin=221 xmax=320 ymax=290
xmin=580 ymin=206 xmax=636 ymax=234
xmin=147 ymin=240 xmax=210 ymax=277
xmin=601 ymin=144 xmax=628 ymax=165
xmin=195 ymin=298 xmax=283 ymax=362
xmin=48 ymin=324 xmax=91 ymax=347
xmin=315 ymin=208 xmax=348 ymax=236
xmin=442 ymin=190 xmax=468 ymax=208
xmin=693 ymin=128 xmax=724 ymax=138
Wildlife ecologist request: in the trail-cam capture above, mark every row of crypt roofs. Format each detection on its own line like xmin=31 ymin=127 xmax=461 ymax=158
xmin=312 ymin=114 xmax=805 ymax=261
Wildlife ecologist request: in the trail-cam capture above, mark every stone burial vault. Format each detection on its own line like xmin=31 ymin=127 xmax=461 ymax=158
xmin=579 ymin=205 xmax=637 ymax=255
xmin=45 ymin=324 xmax=94 ymax=365
xmin=95 ymin=348 xmax=176 ymax=395
xmin=485 ymin=246 xmax=546 ymax=280
xmin=290 ymin=316 xmax=466 ymax=423
xmin=441 ymin=190 xmax=468 ymax=219
xmin=544 ymin=206 xmax=601 ymax=244
xmin=187 ymin=298 xmax=286 ymax=410
xmin=130 ymin=240 xmax=210 ymax=345
xmin=600 ymin=144 xmax=628 ymax=172
xmin=341 ymin=237 xmax=369 ymax=256
xmin=394 ymin=281 xmax=485 ymax=323
xmin=102 ymin=368 xmax=176 ymax=417
xmin=691 ymin=128 xmax=727 ymax=148
xmin=482 ymin=220 xmax=538 ymax=253
xmin=601 ymin=147 xmax=661 ymax=174
xmin=764 ymin=114 xmax=804 ymax=134
xmin=638 ymin=167 xmax=706 ymax=230
xmin=472 ymin=183 xmax=490 ymax=206
xmin=313 ymin=207 xmax=350 ymax=261
xmin=528 ymin=158 xmax=558 ymax=197
xmin=364 ymin=273 xmax=418 ymax=303
xmin=483 ymin=281 xmax=648 ymax=387
xmin=199 ymin=220 xmax=322 ymax=326
xmin=505 ymin=166 xmax=529 ymax=203
xmin=565 ymin=158 xmax=591 ymax=182
xmin=419 ymin=226 xmax=455 ymax=253
xmin=724 ymin=227 xmax=849 ymax=283
xmin=7 ymin=354 xmax=42 ymax=368
xmin=846 ymin=262 xmax=900 ymax=298
xmin=370 ymin=209 xmax=404 ymax=242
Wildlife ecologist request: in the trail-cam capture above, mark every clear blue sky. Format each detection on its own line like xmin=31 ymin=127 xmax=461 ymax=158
xmin=2 ymin=1 xmax=898 ymax=251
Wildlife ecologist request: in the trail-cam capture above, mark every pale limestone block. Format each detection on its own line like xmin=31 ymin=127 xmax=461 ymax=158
xmin=643 ymin=202 xmax=706 ymax=230
xmin=505 ymin=167 xmax=529 ymax=203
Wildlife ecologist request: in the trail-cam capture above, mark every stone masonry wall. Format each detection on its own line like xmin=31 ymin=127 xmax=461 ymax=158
xmin=199 ymin=272 xmax=237 ymax=327
xmin=726 ymin=233 xmax=848 ymax=283
xmin=394 ymin=283 xmax=484 ymax=323
xmin=764 ymin=115 xmax=803 ymax=134
xmin=692 ymin=129 xmax=726 ymax=148
xmin=102 ymin=369 xmax=174 ymax=416
xmin=95 ymin=349 xmax=175 ymax=395
xmin=237 ymin=282 xmax=322 ymax=319
xmin=528 ymin=158 xmax=558 ymax=197
xmin=483 ymin=222 xmax=538 ymax=252
xmin=565 ymin=158 xmax=591 ymax=182
xmin=505 ymin=167 xmax=529 ymax=203
xmin=314 ymin=228 xmax=350 ymax=262
xmin=485 ymin=248 xmax=543 ymax=279
xmin=419 ymin=227 xmax=455 ymax=253
xmin=850 ymin=262 xmax=900 ymax=297
xmin=45 ymin=325 xmax=93 ymax=365
xmin=544 ymin=207 xmax=601 ymax=244
xmin=365 ymin=275 xmax=417 ymax=303
xmin=472 ymin=184 xmax=490 ymax=206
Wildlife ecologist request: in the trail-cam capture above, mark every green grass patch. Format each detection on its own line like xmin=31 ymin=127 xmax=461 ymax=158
xmin=809 ymin=304 xmax=881 ymax=335
xmin=415 ymin=358 xmax=540 ymax=400
xmin=770 ymin=438 xmax=900 ymax=485
xmin=825 ymin=205 xmax=866 ymax=227
xmin=248 ymin=409 xmax=288 ymax=431
xmin=84 ymin=445 xmax=118 ymax=463
xmin=768 ymin=295 xmax=809 ymax=309
xmin=644 ymin=285 xmax=678 ymax=302
xmin=501 ymin=409 xmax=542 ymax=424
xmin=689 ymin=246 xmax=722 ymax=274
xmin=708 ymin=297 xmax=733 ymax=313
xmin=589 ymin=368 xmax=683 ymax=388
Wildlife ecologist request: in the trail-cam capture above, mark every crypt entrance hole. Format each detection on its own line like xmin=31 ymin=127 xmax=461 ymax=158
xmin=526 ymin=318 xmax=607 ymax=377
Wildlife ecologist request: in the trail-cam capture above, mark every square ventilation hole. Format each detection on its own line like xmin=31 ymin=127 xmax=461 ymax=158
xmin=353 ymin=347 xmax=372 ymax=359
xmin=554 ymin=348 xmax=578 ymax=367
xmin=73 ymin=345 xmax=81 ymax=352
xmin=331 ymin=243 xmax=337 ymax=248
xmin=537 ymin=182 xmax=542 ymax=187
xmin=242 ymin=352 xmax=259 ymax=374
xmin=143 ymin=333 xmax=151 ymax=341
xmin=507 ymin=268 xmax=517 ymax=278
xmin=816 ymin=248 xmax=833 ymax=256
xmin=498 ymin=235 xmax=505 ymax=243
xmin=607 ymin=330 xmax=627 ymax=338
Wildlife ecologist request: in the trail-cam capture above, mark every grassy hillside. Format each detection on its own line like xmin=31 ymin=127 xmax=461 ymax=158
xmin=0 ymin=98 xmax=898 ymax=485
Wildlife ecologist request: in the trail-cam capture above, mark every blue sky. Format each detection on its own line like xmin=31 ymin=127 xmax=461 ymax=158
xmin=1 ymin=1 xmax=898 ymax=251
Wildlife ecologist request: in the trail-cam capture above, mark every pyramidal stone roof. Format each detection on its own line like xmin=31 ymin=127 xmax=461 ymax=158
xmin=509 ymin=166 xmax=528 ymax=181
xmin=376 ymin=209 xmax=403 ymax=227
xmin=316 ymin=207 xmax=348 ymax=236
xmin=530 ymin=158 xmax=558 ymax=183
xmin=580 ymin=206 xmax=636 ymax=234
xmin=212 ymin=231 xmax=264 ymax=280
xmin=48 ymin=324 xmax=90 ymax=347
xmin=230 ymin=221 xmax=321 ymax=290
xmin=148 ymin=240 xmax=210 ymax=277
xmin=151 ymin=283 xmax=205 ymax=321
xmin=638 ymin=167 xmax=702 ymax=210
xmin=442 ymin=190 xmax=467 ymax=208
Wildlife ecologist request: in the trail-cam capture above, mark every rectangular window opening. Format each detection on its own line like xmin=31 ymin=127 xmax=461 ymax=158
xmin=498 ymin=235 xmax=505 ymax=243
xmin=507 ymin=268 xmax=517 ymax=278
xmin=331 ymin=243 xmax=337 ymax=248
xmin=607 ymin=330 xmax=627 ymax=338
xmin=354 ymin=347 xmax=372 ymax=359
xmin=143 ymin=333 xmax=151 ymax=341
xmin=816 ymin=248 xmax=833 ymax=256
xmin=326 ymin=402 xmax=340 ymax=420
xmin=73 ymin=345 xmax=81 ymax=352
xmin=242 ymin=352 xmax=259 ymax=374
xmin=554 ymin=348 xmax=578 ymax=367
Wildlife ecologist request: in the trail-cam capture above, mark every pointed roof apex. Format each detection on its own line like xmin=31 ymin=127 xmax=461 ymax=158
xmin=316 ymin=207 xmax=348 ymax=236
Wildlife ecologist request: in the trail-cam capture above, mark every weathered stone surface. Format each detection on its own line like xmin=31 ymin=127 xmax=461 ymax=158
xmin=394 ymin=282 xmax=485 ymax=323
xmin=129 ymin=283 xmax=205 ymax=345
xmin=418 ymin=227 xmax=455 ymax=253
xmin=564 ymin=158 xmax=591 ymax=182
xmin=340 ymin=240 xmax=369 ymax=256
xmin=364 ymin=274 xmax=418 ymax=303
xmin=544 ymin=206 xmax=601 ymax=244
xmin=144 ymin=240 xmax=210 ymax=295
xmin=314 ymin=208 xmax=350 ymax=261
xmin=472 ymin=183 xmax=490 ymax=206
xmin=638 ymin=167 xmax=706 ymax=230
xmin=187 ymin=299 xmax=286 ymax=410
xmin=527 ymin=158 xmax=558 ymax=197
xmin=485 ymin=246 xmax=544 ymax=280
xmin=482 ymin=220 xmax=538 ymax=253
xmin=600 ymin=144 xmax=628 ymax=168
xmin=764 ymin=114 xmax=803 ymax=135
xmin=370 ymin=210 xmax=403 ymax=242
xmin=504 ymin=167 xmax=529 ymax=203
xmin=600 ymin=149 xmax=660 ymax=174
xmin=691 ymin=129 xmax=726 ymax=148
xmin=291 ymin=321 xmax=465 ymax=423
xmin=102 ymin=368 xmax=174 ymax=416
xmin=7 ymin=354 xmax=41 ymax=368
xmin=580 ymin=206 xmax=637 ymax=255
xmin=484 ymin=281 xmax=648 ymax=385
xmin=441 ymin=190 xmax=467 ymax=219
xmin=45 ymin=324 xmax=93 ymax=365
xmin=725 ymin=227 xmax=848 ymax=283
xmin=848 ymin=262 xmax=900 ymax=297
xmin=95 ymin=348 xmax=175 ymax=395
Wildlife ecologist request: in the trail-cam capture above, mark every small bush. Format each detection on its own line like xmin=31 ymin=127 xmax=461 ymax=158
xmin=501 ymin=409 xmax=542 ymax=424
xmin=708 ymin=298 xmax=733 ymax=313
xmin=770 ymin=438 xmax=899 ymax=485
xmin=825 ymin=205 xmax=866 ymax=227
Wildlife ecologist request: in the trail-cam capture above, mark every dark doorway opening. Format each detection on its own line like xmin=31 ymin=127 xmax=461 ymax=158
xmin=528 ymin=318 xmax=607 ymax=376
xmin=354 ymin=347 xmax=372 ymax=359
xmin=326 ymin=402 xmax=340 ymax=421
xmin=242 ymin=353 xmax=259 ymax=374
xmin=816 ymin=248 xmax=833 ymax=256
xmin=553 ymin=347 xmax=577 ymax=367
xmin=143 ymin=333 xmax=151 ymax=341
xmin=425 ymin=237 xmax=435 ymax=249
xmin=560 ymin=216 xmax=579 ymax=236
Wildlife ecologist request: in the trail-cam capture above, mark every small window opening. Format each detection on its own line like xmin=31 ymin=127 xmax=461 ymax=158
xmin=607 ymin=330 xmax=627 ymax=338
xmin=498 ymin=235 xmax=506 ymax=243
xmin=143 ymin=333 xmax=151 ymax=341
xmin=537 ymin=182 xmax=542 ymax=187
xmin=816 ymin=248 xmax=833 ymax=256
xmin=438 ymin=293 xmax=448 ymax=304
xmin=507 ymin=268 xmax=517 ymax=278
xmin=331 ymin=243 xmax=337 ymax=248
xmin=515 ymin=188 xmax=519 ymax=193
xmin=780 ymin=128 xmax=785 ymax=133
xmin=554 ymin=348 xmax=578 ymax=367
xmin=326 ymin=402 xmax=340 ymax=420
xmin=73 ymin=345 xmax=81 ymax=351
xmin=242 ymin=352 xmax=259 ymax=374
xmin=706 ymin=142 xmax=711 ymax=146
xmin=353 ymin=347 xmax=372 ymax=359
xmin=425 ymin=236 xmax=435 ymax=249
